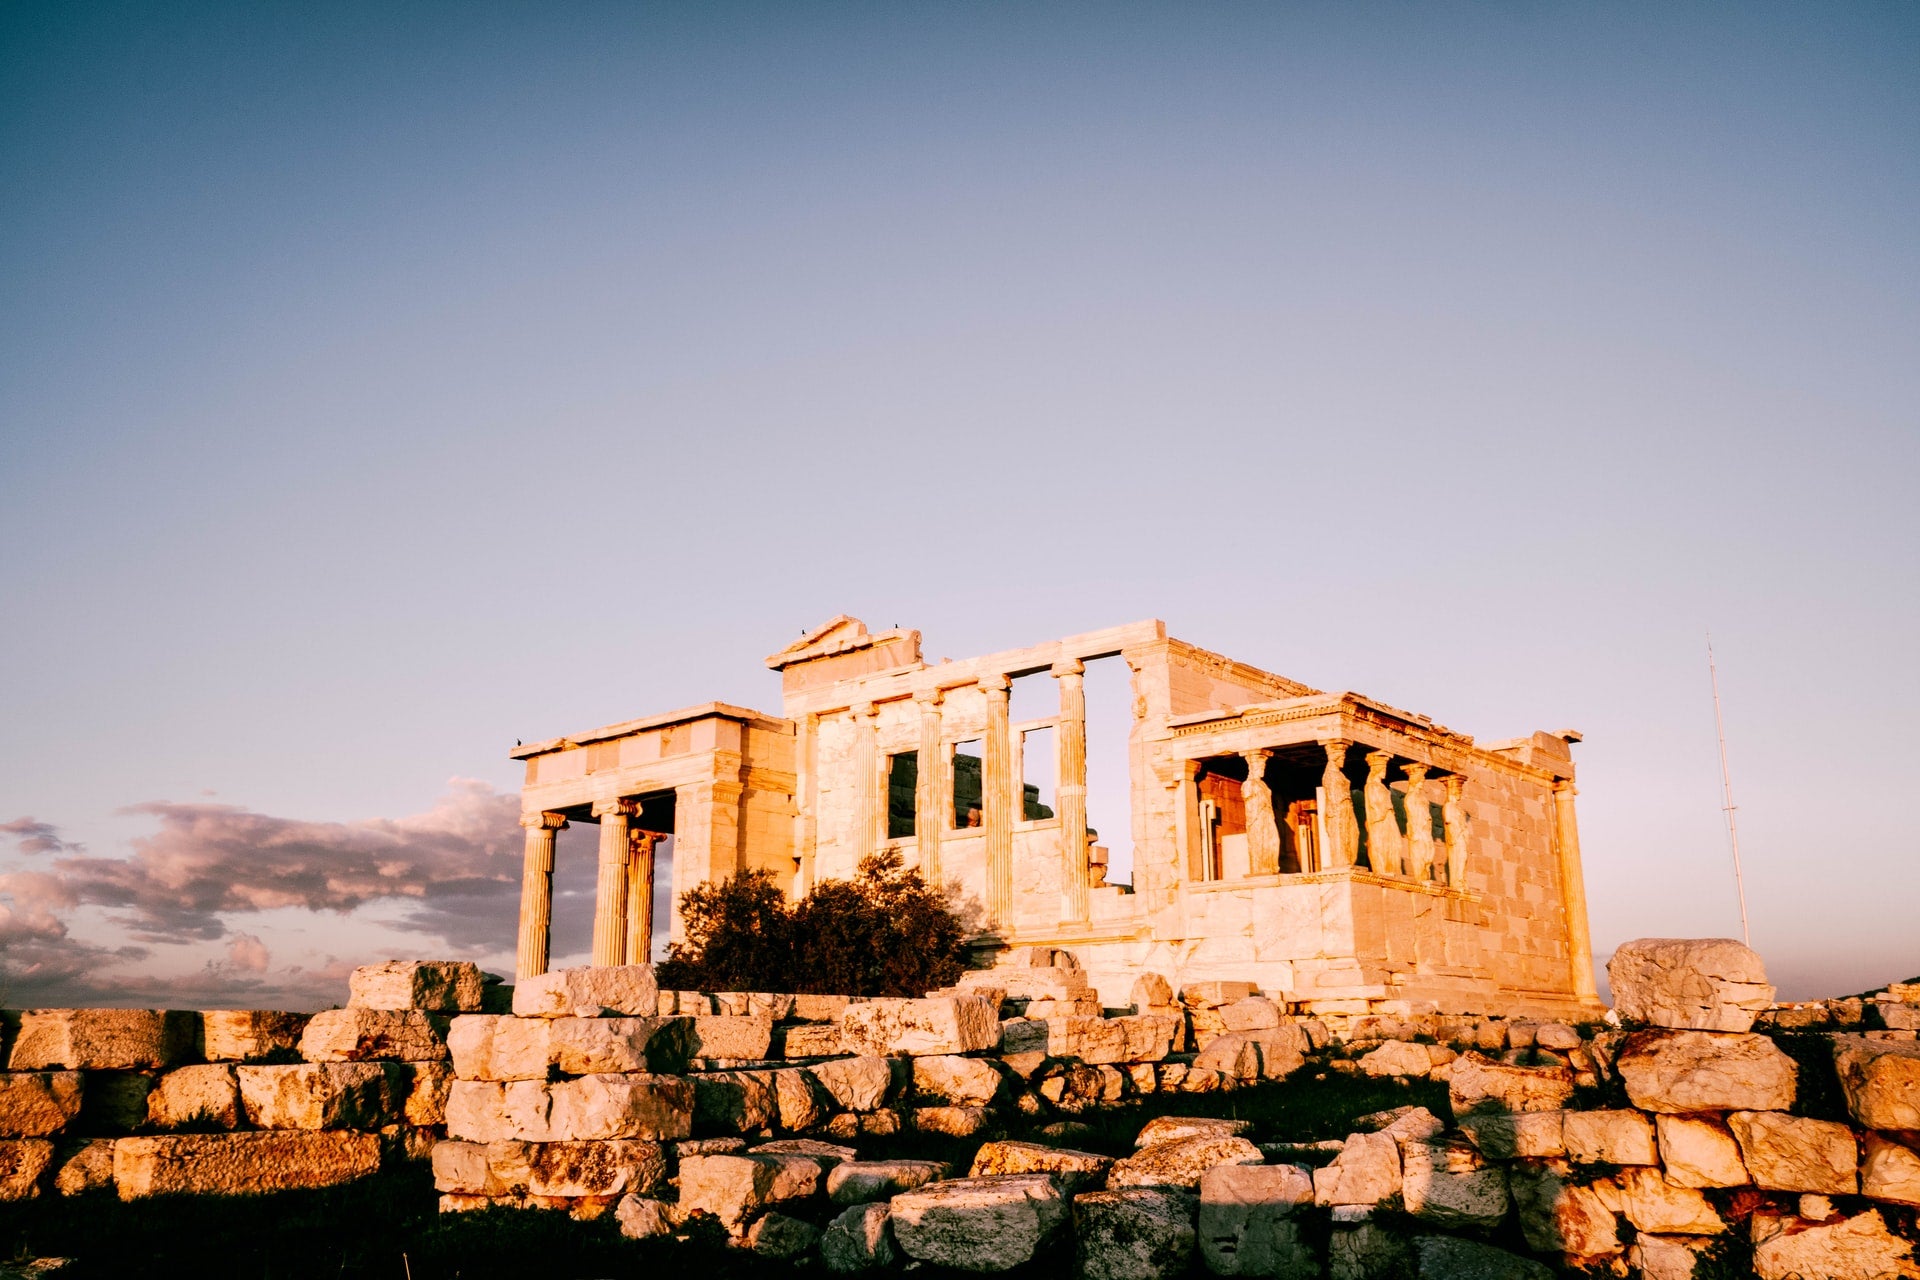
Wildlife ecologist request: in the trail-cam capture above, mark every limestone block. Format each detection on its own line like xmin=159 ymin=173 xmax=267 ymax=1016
xmin=839 ymin=997 xmax=998 ymax=1057
xmin=0 ymin=1072 xmax=83 ymax=1136
xmin=1111 ymin=1014 xmax=1179 ymax=1063
xmin=690 ymin=1014 xmax=773 ymax=1061
xmin=1182 ymin=982 xmax=1256 ymax=1008
xmin=1884 ymin=1004 xmax=1920 ymax=1032
xmin=1627 ymin=1234 xmax=1715 ymax=1280
xmin=1561 ymin=1110 xmax=1656 ymax=1165
xmin=1410 ymin=1236 xmax=1554 ymax=1280
xmin=793 ymin=993 xmax=852 ymax=1022
xmin=911 ymin=1105 xmax=988 ymax=1136
xmin=446 ymin=1015 xmax=549 ymax=1081
xmin=1219 ymin=997 xmax=1283 ymax=1032
xmin=1104 ymin=1133 xmax=1259 ymax=1193
xmin=1400 ymin=1135 xmax=1508 ymax=1228
xmin=674 ymin=1153 xmax=781 ymax=1229
xmin=997 ymin=1018 xmax=1049 ymax=1055
xmin=199 ymin=1010 xmax=310 ymax=1062
xmin=888 ymin=1173 xmax=1069 ymax=1271
xmin=1244 ymin=1026 xmax=1308 ymax=1079
xmin=1312 ymin=1132 xmax=1402 ymax=1208
xmin=1831 ymin=1034 xmax=1920 ymax=1130
xmin=1534 ymin=1022 xmax=1583 ymax=1050
xmin=1136 ymin=1116 xmax=1251 ymax=1148
xmin=914 ymin=1054 xmax=1002 ymax=1106
xmin=1193 ymin=1034 xmax=1259 ymax=1080
xmin=237 ymin=1063 xmax=402 ymax=1130
xmin=988 ymin=970 xmax=1088 ymax=1003
xmin=828 ymin=1158 xmax=948 ymax=1203
xmin=1025 ymin=997 xmax=1102 ymax=1019
xmin=348 ymin=960 xmax=485 ymax=1012
xmin=511 ymin=965 xmax=659 ymax=1019
xmin=146 ymin=1065 xmax=241 ymax=1130
xmin=7 ymin=1010 xmax=195 ymax=1071
xmin=1605 ymin=1166 xmax=1725 ymax=1234
xmin=1862 ymin=1133 xmax=1920 ymax=1206
xmin=1040 ymin=1016 xmax=1124 ymax=1064
xmin=1448 ymin=1053 xmax=1574 ymax=1115
xmin=432 ymin=1139 xmax=512 ymax=1194
xmin=1458 ymin=1111 xmax=1565 ymax=1160
xmin=1751 ymin=1207 xmax=1920 ymax=1280
xmin=555 ymin=1016 xmax=692 ymax=1076
xmin=769 ymin=1067 xmax=831 ymax=1131
xmin=748 ymin=1211 xmax=822 ymax=1259
xmin=548 ymin=1073 xmax=694 ymax=1141
xmin=74 ymin=1072 xmax=149 ymax=1134
xmin=1359 ymin=1040 xmax=1433 ymax=1078
xmin=821 ymin=1201 xmax=896 ymax=1272
xmin=780 ymin=1024 xmax=844 ymax=1058
xmin=299 ymin=1008 xmax=448 ymax=1063
xmin=444 ymin=1080 xmax=509 ymax=1142
xmin=615 ymin=1193 xmax=672 ymax=1238
xmin=1728 ymin=1110 xmax=1858 ymax=1194
xmin=810 ymin=1056 xmax=894 ymax=1112
xmin=1509 ymin=1161 xmax=1621 ymax=1258
xmin=1130 ymin=973 xmax=1174 ymax=1010
xmin=53 ymin=1138 xmax=115 ymax=1195
xmin=968 ymin=1140 xmax=1110 ymax=1190
xmin=1655 ymin=1114 xmax=1748 ymax=1187
xmin=694 ymin=1071 xmax=776 ymax=1132
xmin=0 ymin=1140 xmax=54 ymax=1199
xmin=403 ymin=1061 xmax=452 ymax=1127
xmin=526 ymin=1139 xmax=666 ymax=1198
xmin=1607 ymin=938 xmax=1773 ymax=1032
xmin=1198 ymin=1162 xmax=1315 ymax=1278
xmin=1615 ymin=1030 xmax=1796 ymax=1113
xmin=1076 ymin=1186 xmax=1197 ymax=1280
xmin=1351 ymin=1016 xmax=1418 ymax=1044
xmin=1369 ymin=1106 xmax=1445 ymax=1143
xmin=1329 ymin=1221 xmax=1411 ymax=1280
xmin=113 ymin=1132 xmax=380 ymax=1198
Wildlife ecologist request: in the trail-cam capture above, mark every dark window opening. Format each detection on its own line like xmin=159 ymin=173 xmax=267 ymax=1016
xmin=1021 ymin=726 xmax=1056 ymax=820
xmin=951 ymin=740 xmax=984 ymax=829
xmin=886 ymin=751 xmax=918 ymax=840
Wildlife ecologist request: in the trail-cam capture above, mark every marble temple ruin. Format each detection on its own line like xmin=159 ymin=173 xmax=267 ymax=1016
xmin=510 ymin=618 xmax=1602 ymax=1019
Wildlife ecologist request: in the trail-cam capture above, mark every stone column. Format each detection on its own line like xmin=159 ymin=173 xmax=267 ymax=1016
xmin=1054 ymin=660 xmax=1090 ymax=922
xmin=1442 ymin=775 xmax=1468 ymax=888
xmin=590 ymin=798 xmax=637 ymax=967
xmin=1403 ymin=763 xmax=1435 ymax=882
xmin=915 ymin=691 xmax=944 ymax=884
xmin=981 ymin=675 xmax=1013 ymax=927
xmin=853 ymin=702 xmax=879 ymax=863
xmin=1553 ymin=781 xmax=1599 ymax=1002
xmin=1175 ymin=760 xmax=1206 ymax=881
xmin=625 ymin=829 xmax=655 ymax=965
xmin=1241 ymin=749 xmax=1282 ymax=876
xmin=1363 ymin=751 xmax=1405 ymax=876
xmin=516 ymin=811 xmax=567 ymax=980
xmin=1320 ymin=741 xmax=1359 ymax=869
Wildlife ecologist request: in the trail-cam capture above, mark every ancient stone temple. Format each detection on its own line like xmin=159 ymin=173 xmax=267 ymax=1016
xmin=511 ymin=617 xmax=1601 ymax=1018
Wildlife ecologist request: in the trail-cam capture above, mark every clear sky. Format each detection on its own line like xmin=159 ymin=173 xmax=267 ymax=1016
xmin=2 ymin=2 xmax=1915 ymax=1009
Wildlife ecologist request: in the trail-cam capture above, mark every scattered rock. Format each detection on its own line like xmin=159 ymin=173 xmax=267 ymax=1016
xmin=888 ymin=1174 xmax=1069 ymax=1271
xmin=1607 ymin=937 xmax=1774 ymax=1032
xmin=1075 ymin=1186 xmax=1196 ymax=1280
xmin=1198 ymin=1162 xmax=1315 ymax=1279
xmin=1112 ymin=1134 xmax=1263 ymax=1190
xmin=1751 ymin=1207 xmax=1920 ymax=1280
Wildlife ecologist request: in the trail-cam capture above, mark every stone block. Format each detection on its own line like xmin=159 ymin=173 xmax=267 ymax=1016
xmin=1627 ymin=1234 xmax=1716 ymax=1280
xmin=752 ymin=1137 xmax=857 ymax=1168
xmin=1113 ymin=1134 xmax=1263 ymax=1191
xmin=1400 ymin=1135 xmax=1508 ymax=1228
xmin=689 ymin=1014 xmax=773 ymax=1061
xmin=1410 ymin=1236 xmax=1555 ymax=1280
xmin=1130 ymin=973 xmax=1174 ymax=1010
xmin=1615 ymin=1029 xmax=1796 ymax=1113
xmin=7 ymin=1010 xmax=195 ymax=1071
xmin=1181 ymin=982 xmax=1256 ymax=1008
xmin=199 ymin=1010 xmax=310 ymax=1062
xmin=1312 ymin=1132 xmax=1401 ymax=1208
xmin=403 ymin=1061 xmax=452 ymax=1126
xmin=52 ymin=1138 xmax=115 ymax=1195
xmin=1136 ymin=1115 xmax=1251 ymax=1148
xmin=1508 ymin=1161 xmax=1620 ymax=1259
xmin=113 ymin=1132 xmax=381 ymax=1197
xmin=146 ymin=1064 xmax=241 ymax=1129
xmin=779 ymin=1023 xmax=844 ymax=1058
xmin=1604 ymin=1166 xmax=1725 ymax=1235
xmin=792 ymin=993 xmax=852 ymax=1022
xmin=913 ymin=1053 xmax=1002 ymax=1106
xmin=299 ymin=1008 xmax=447 ymax=1062
xmin=511 ymin=965 xmax=659 ymax=1018
xmin=1608 ymin=937 xmax=1773 ymax=1032
xmin=968 ymin=1139 xmax=1110 ymax=1189
xmin=526 ymin=1139 xmax=666 ymax=1198
xmin=1448 ymin=1052 xmax=1574 ymax=1114
xmin=446 ymin=1015 xmax=549 ymax=1081
xmin=0 ymin=1072 xmax=83 ymax=1136
xmin=1562 ymin=1110 xmax=1657 ymax=1165
xmin=76 ymin=1071 xmax=151 ymax=1134
xmin=1111 ymin=1014 xmax=1179 ymax=1063
xmin=348 ymin=960 xmax=486 ymax=1012
xmin=821 ymin=1201 xmax=896 ymax=1272
xmin=1654 ymin=1114 xmax=1748 ymax=1187
xmin=1534 ymin=1022 xmax=1583 ymax=1050
xmin=443 ymin=1080 xmax=508 ymax=1142
xmin=693 ymin=1071 xmax=776 ymax=1132
xmin=1198 ymin=1162 xmax=1315 ymax=1278
xmin=1728 ymin=1111 xmax=1858 ymax=1194
xmin=1751 ymin=1207 xmax=1920 ymax=1280
xmin=551 ymin=1016 xmax=692 ymax=1076
xmin=769 ymin=1067 xmax=831 ymax=1131
xmin=888 ymin=1173 xmax=1068 ymax=1271
xmin=0 ymin=1139 xmax=54 ymax=1199
xmin=910 ymin=1105 xmax=988 ymax=1136
xmin=615 ymin=1193 xmax=671 ymax=1238
xmin=237 ymin=1063 xmax=402 ymax=1130
xmin=1831 ymin=1034 xmax=1920 ymax=1130
xmin=1219 ymin=997 xmax=1283 ymax=1032
xmin=828 ymin=1158 xmax=948 ymax=1204
xmin=1076 ymin=1186 xmax=1197 ymax=1280
xmin=1359 ymin=1040 xmax=1433 ymax=1078
xmin=677 ymin=1153 xmax=807 ymax=1228
xmin=1044 ymin=1016 xmax=1128 ymax=1064
xmin=810 ymin=1056 xmax=894 ymax=1112
xmin=431 ymin=1138 xmax=513 ymax=1195
xmin=1862 ymin=1133 xmax=1920 ymax=1206
xmin=838 ymin=997 xmax=998 ymax=1057
xmin=548 ymin=1073 xmax=695 ymax=1141
xmin=748 ymin=1211 xmax=821 ymax=1259
xmin=1457 ymin=1111 xmax=1566 ymax=1160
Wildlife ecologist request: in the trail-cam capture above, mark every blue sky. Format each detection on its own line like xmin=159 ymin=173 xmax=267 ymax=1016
xmin=2 ymin=2 xmax=1915 ymax=1007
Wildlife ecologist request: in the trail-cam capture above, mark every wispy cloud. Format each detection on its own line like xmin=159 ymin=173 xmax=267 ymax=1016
xmin=0 ymin=818 xmax=83 ymax=856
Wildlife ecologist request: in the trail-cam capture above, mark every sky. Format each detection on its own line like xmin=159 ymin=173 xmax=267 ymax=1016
xmin=1 ymin=2 xmax=1915 ymax=1009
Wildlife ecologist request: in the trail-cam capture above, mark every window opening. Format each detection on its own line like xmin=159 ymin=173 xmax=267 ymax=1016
xmin=1081 ymin=656 xmax=1134 ymax=886
xmin=951 ymin=739 xmax=984 ymax=829
xmin=1021 ymin=725 xmax=1056 ymax=820
xmin=886 ymin=751 xmax=918 ymax=840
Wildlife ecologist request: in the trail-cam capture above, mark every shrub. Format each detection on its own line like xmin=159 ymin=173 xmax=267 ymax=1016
xmin=655 ymin=850 xmax=969 ymax=997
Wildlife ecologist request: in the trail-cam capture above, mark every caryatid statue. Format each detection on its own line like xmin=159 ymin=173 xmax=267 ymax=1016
xmin=1320 ymin=740 xmax=1359 ymax=868
xmin=1443 ymin=774 xmax=1469 ymax=888
xmin=1402 ymin=763 xmax=1436 ymax=882
xmin=1240 ymin=749 xmax=1282 ymax=877
xmin=1362 ymin=751 xmax=1405 ymax=876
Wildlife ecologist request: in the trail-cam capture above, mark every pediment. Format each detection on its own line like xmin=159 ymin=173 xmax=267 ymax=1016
xmin=765 ymin=615 xmax=873 ymax=668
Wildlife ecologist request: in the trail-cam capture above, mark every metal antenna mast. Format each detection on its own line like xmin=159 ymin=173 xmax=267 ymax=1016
xmin=1707 ymin=632 xmax=1751 ymax=946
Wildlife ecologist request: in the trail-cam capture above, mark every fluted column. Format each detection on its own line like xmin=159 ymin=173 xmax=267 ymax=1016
xmin=852 ymin=702 xmax=879 ymax=863
xmin=1054 ymin=660 xmax=1090 ymax=922
xmin=591 ymin=798 xmax=636 ymax=967
xmin=915 ymin=691 xmax=944 ymax=883
xmin=981 ymin=675 xmax=1013 ymax=928
xmin=625 ymin=829 xmax=655 ymax=965
xmin=1362 ymin=750 xmax=1405 ymax=875
xmin=1442 ymin=775 xmax=1468 ymax=888
xmin=1320 ymin=740 xmax=1359 ymax=869
xmin=1241 ymin=749 xmax=1282 ymax=876
xmin=1176 ymin=759 xmax=1206 ymax=881
xmin=1403 ymin=763 xmax=1435 ymax=881
xmin=1553 ymin=781 xmax=1599 ymax=1002
xmin=516 ymin=811 xmax=567 ymax=980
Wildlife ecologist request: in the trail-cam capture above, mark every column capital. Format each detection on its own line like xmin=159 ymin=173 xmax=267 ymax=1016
xmin=520 ymin=811 xmax=568 ymax=831
xmin=978 ymin=673 xmax=1010 ymax=695
xmin=1364 ymin=749 xmax=1393 ymax=770
xmin=915 ymin=687 xmax=945 ymax=708
xmin=851 ymin=700 xmax=877 ymax=720
xmin=1444 ymin=774 xmax=1466 ymax=797
xmin=1320 ymin=738 xmax=1351 ymax=756
xmin=1051 ymin=658 xmax=1085 ymax=678
xmin=1241 ymin=747 xmax=1272 ymax=767
xmin=1402 ymin=761 xmax=1429 ymax=781
xmin=1553 ymin=780 xmax=1578 ymax=797
xmin=591 ymin=797 xmax=639 ymax=820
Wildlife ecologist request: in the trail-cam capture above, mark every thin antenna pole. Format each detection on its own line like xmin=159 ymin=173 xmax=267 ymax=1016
xmin=1707 ymin=632 xmax=1751 ymax=946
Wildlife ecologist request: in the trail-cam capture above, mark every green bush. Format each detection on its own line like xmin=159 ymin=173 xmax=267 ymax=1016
xmin=655 ymin=850 xmax=968 ymax=996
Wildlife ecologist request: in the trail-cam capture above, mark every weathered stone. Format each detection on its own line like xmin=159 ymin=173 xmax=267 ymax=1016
xmin=1368 ymin=1105 xmax=1446 ymax=1143
xmin=548 ymin=1073 xmax=695 ymax=1141
xmin=998 ymin=1018 xmax=1050 ymax=1055
xmin=1448 ymin=1052 xmax=1574 ymax=1114
xmin=526 ymin=1140 xmax=666 ymax=1198
xmin=146 ymin=1065 xmax=241 ymax=1130
xmin=113 ymin=1132 xmax=380 ymax=1197
xmin=1561 ymin=1109 xmax=1656 ymax=1165
xmin=511 ymin=965 xmax=659 ymax=1018
xmin=1329 ymin=1220 xmax=1410 ymax=1280
xmin=838 ymin=997 xmax=998 ymax=1057
xmin=1411 ymin=1235 xmax=1554 ymax=1280
xmin=1729 ymin=1110 xmax=1858 ymax=1194
xmin=615 ymin=1193 xmax=672 ymax=1239
xmin=1509 ymin=1160 xmax=1621 ymax=1258
xmin=431 ymin=1138 xmax=514 ymax=1195
xmin=1182 ymin=982 xmax=1256 ymax=1008
xmin=1831 ymin=1034 xmax=1920 ymax=1131
xmin=1076 ymin=1186 xmax=1196 ymax=1280
xmin=1219 ymin=997 xmax=1283 ymax=1031
xmin=1130 ymin=973 xmax=1174 ymax=1010
xmin=7 ymin=1010 xmax=195 ymax=1071
xmin=1313 ymin=1131 xmax=1402 ymax=1208
xmin=1534 ymin=1022 xmax=1583 ymax=1050
xmin=1039 ymin=1016 xmax=1126 ymax=1065
xmin=1628 ymin=1234 xmax=1715 ymax=1280
xmin=1194 ymin=1033 xmax=1261 ymax=1079
xmin=0 ymin=1140 xmax=54 ymax=1199
xmin=915 ymin=1054 xmax=1002 ymax=1105
xmin=403 ymin=1061 xmax=452 ymax=1127
xmin=1197 ymin=1162 xmax=1315 ymax=1278
xmin=550 ymin=1016 xmax=692 ymax=1075
xmin=237 ymin=1063 xmax=402 ymax=1130
xmin=1616 ymin=1029 xmax=1797 ymax=1113
xmin=348 ymin=960 xmax=486 ymax=1013
xmin=1458 ymin=1111 xmax=1565 ymax=1160
xmin=770 ymin=1067 xmax=831 ymax=1130
xmin=781 ymin=1023 xmax=844 ymax=1058
xmin=1243 ymin=1026 xmax=1309 ymax=1079
xmin=446 ymin=1015 xmax=550 ymax=1081
xmin=689 ymin=1014 xmax=773 ymax=1061
xmin=1400 ymin=1135 xmax=1508 ymax=1228
xmin=1863 ymin=1134 xmax=1920 ymax=1206
xmin=1608 ymin=938 xmax=1774 ymax=1032
xmin=1111 ymin=1014 xmax=1179 ymax=1063
xmin=793 ymin=993 xmax=852 ymax=1022
xmin=1655 ymin=1113 xmax=1748 ymax=1187
xmin=1359 ymin=1040 xmax=1433 ymax=1078
xmin=828 ymin=1158 xmax=948 ymax=1203
xmin=1605 ymin=1166 xmax=1724 ymax=1234
xmin=673 ymin=1153 xmax=780 ymax=1229
xmin=888 ymin=1174 xmax=1069 ymax=1271
xmin=77 ymin=1071 xmax=151 ymax=1134
xmin=1112 ymin=1134 xmax=1262 ymax=1190
xmin=748 ymin=1211 xmax=822 ymax=1259
xmin=0 ymin=1072 xmax=83 ymax=1137
xmin=1138 ymin=1118 xmax=1251 ymax=1150
xmin=1752 ymin=1207 xmax=1920 ymax=1280
xmin=811 ymin=1056 xmax=893 ymax=1112
xmin=199 ymin=1010 xmax=309 ymax=1062
xmin=821 ymin=1202 xmax=897 ymax=1272
xmin=911 ymin=1105 xmax=988 ymax=1136
xmin=52 ymin=1138 xmax=115 ymax=1195
xmin=970 ymin=1140 xmax=1110 ymax=1190
xmin=694 ymin=1071 xmax=776 ymax=1132
xmin=298 ymin=1008 xmax=447 ymax=1062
